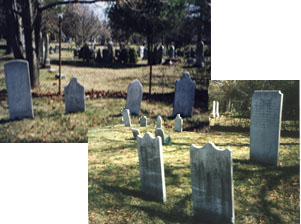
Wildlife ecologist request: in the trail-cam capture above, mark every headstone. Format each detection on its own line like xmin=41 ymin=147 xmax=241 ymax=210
xmin=169 ymin=45 xmax=175 ymax=59
xmin=55 ymin=45 xmax=59 ymax=53
xmin=190 ymin=142 xmax=234 ymax=223
xmin=250 ymin=91 xmax=283 ymax=166
xmin=174 ymin=114 xmax=183 ymax=132
xmin=132 ymin=128 xmax=140 ymax=139
xmin=143 ymin=48 xmax=148 ymax=60
xmin=64 ymin=77 xmax=85 ymax=114
xmin=55 ymin=73 xmax=66 ymax=79
xmin=125 ymin=80 xmax=143 ymax=115
xmin=212 ymin=101 xmax=216 ymax=118
xmin=121 ymin=108 xmax=131 ymax=127
xmin=156 ymin=116 xmax=162 ymax=128
xmin=155 ymin=128 xmax=165 ymax=144
xmin=49 ymin=68 xmax=57 ymax=73
xmin=172 ymin=72 xmax=196 ymax=117
xmin=102 ymin=49 xmax=109 ymax=63
xmin=216 ymin=101 xmax=220 ymax=117
xmin=4 ymin=60 xmax=34 ymax=120
xmin=137 ymin=132 xmax=166 ymax=202
xmin=140 ymin=115 xmax=147 ymax=127
xmin=138 ymin=46 xmax=144 ymax=58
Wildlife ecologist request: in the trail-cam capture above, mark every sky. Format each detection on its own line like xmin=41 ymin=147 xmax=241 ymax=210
xmin=89 ymin=2 xmax=110 ymax=21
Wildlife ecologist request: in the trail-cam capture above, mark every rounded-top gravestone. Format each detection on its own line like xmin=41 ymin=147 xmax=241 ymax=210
xmin=64 ymin=77 xmax=85 ymax=114
xmin=125 ymin=80 xmax=143 ymax=115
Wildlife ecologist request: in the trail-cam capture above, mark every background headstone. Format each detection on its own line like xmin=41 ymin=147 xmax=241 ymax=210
xmin=140 ymin=115 xmax=147 ymax=127
xmin=190 ymin=142 xmax=234 ymax=223
xmin=155 ymin=128 xmax=165 ymax=144
xmin=125 ymin=80 xmax=143 ymax=115
xmin=172 ymin=72 xmax=196 ymax=117
xmin=212 ymin=101 xmax=216 ymax=118
xmin=216 ymin=101 xmax=220 ymax=117
xmin=4 ymin=60 xmax=34 ymax=120
xmin=121 ymin=108 xmax=131 ymax=127
xmin=132 ymin=128 xmax=140 ymax=139
xmin=137 ymin=132 xmax=166 ymax=202
xmin=64 ymin=77 xmax=85 ymax=114
xmin=174 ymin=114 xmax=183 ymax=132
xmin=250 ymin=91 xmax=283 ymax=166
xmin=156 ymin=116 xmax=162 ymax=128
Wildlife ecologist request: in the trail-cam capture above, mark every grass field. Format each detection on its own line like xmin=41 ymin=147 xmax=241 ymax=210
xmin=88 ymin=119 xmax=299 ymax=224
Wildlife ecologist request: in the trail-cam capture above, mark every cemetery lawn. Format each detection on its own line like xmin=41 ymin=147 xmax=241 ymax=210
xmin=88 ymin=123 xmax=299 ymax=223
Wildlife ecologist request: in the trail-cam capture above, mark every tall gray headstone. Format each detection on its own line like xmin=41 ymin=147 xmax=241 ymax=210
xmin=121 ymin=108 xmax=131 ymax=127
xmin=174 ymin=114 xmax=183 ymax=132
xmin=190 ymin=142 xmax=234 ymax=223
xmin=155 ymin=128 xmax=165 ymax=144
xmin=4 ymin=60 xmax=34 ymax=120
xmin=125 ymin=80 xmax=143 ymax=115
xmin=156 ymin=116 xmax=162 ymax=128
xmin=137 ymin=132 xmax=166 ymax=202
xmin=140 ymin=115 xmax=147 ymax=127
xmin=64 ymin=77 xmax=85 ymax=114
xmin=250 ymin=91 xmax=283 ymax=166
xmin=172 ymin=72 xmax=196 ymax=117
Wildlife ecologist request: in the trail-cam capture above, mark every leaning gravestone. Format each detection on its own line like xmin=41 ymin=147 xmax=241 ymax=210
xmin=155 ymin=128 xmax=165 ymax=144
xmin=121 ymin=108 xmax=131 ymax=127
xmin=250 ymin=91 xmax=283 ymax=166
xmin=132 ymin=128 xmax=140 ymax=139
xmin=156 ymin=116 xmax=163 ymax=128
xmin=140 ymin=115 xmax=147 ymax=127
xmin=172 ymin=72 xmax=196 ymax=117
xmin=4 ymin=60 xmax=34 ymax=120
xmin=125 ymin=80 xmax=143 ymax=115
xmin=174 ymin=114 xmax=183 ymax=132
xmin=64 ymin=77 xmax=85 ymax=114
xmin=190 ymin=142 xmax=234 ymax=223
xmin=137 ymin=132 xmax=166 ymax=202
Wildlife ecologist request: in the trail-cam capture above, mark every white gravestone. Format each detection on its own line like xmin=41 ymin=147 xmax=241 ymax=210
xmin=137 ymin=132 xmax=166 ymax=202
xmin=212 ymin=100 xmax=216 ymax=118
xmin=140 ymin=115 xmax=147 ymax=127
xmin=64 ymin=78 xmax=85 ymax=114
xmin=121 ymin=108 xmax=131 ymax=127
xmin=132 ymin=128 xmax=140 ymax=139
xmin=190 ymin=142 xmax=234 ymax=223
xmin=156 ymin=116 xmax=163 ymax=128
xmin=216 ymin=101 xmax=220 ymax=117
xmin=155 ymin=128 xmax=165 ymax=144
xmin=174 ymin=114 xmax=183 ymax=132
xmin=172 ymin=72 xmax=196 ymax=118
xmin=4 ymin=60 xmax=34 ymax=120
xmin=250 ymin=91 xmax=283 ymax=166
xmin=125 ymin=80 xmax=143 ymax=115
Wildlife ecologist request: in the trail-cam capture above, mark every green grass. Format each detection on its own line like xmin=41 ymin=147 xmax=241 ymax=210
xmin=88 ymin=121 xmax=299 ymax=223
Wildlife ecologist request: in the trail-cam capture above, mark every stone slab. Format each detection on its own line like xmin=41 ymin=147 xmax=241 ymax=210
xmin=132 ymin=128 xmax=140 ymax=139
xmin=125 ymin=80 xmax=143 ymax=115
xmin=137 ymin=132 xmax=166 ymax=202
xmin=172 ymin=72 xmax=196 ymax=117
xmin=4 ymin=60 xmax=34 ymax=120
xmin=121 ymin=108 xmax=131 ymax=127
xmin=156 ymin=116 xmax=162 ymax=128
xmin=64 ymin=77 xmax=85 ymax=113
xmin=155 ymin=128 xmax=165 ymax=145
xmin=140 ymin=115 xmax=147 ymax=127
xmin=250 ymin=91 xmax=283 ymax=166
xmin=190 ymin=142 xmax=234 ymax=223
xmin=174 ymin=114 xmax=183 ymax=132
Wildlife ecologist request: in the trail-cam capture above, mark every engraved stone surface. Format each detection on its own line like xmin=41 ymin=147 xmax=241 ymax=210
xmin=132 ymin=128 xmax=140 ymax=139
xmin=64 ymin=78 xmax=85 ymax=114
xmin=4 ymin=60 xmax=34 ymax=120
xmin=140 ymin=115 xmax=147 ymax=127
xmin=174 ymin=114 xmax=183 ymax=132
xmin=137 ymin=132 xmax=166 ymax=202
xmin=125 ymin=80 xmax=143 ymax=115
xmin=250 ymin=91 xmax=283 ymax=166
xmin=156 ymin=116 xmax=162 ymax=128
xmin=172 ymin=72 xmax=196 ymax=117
xmin=190 ymin=142 xmax=234 ymax=223
xmin=121 ymin=108 xmax=131 ymax=127
xmin=155 ymin=128 xmax=165 ymax=144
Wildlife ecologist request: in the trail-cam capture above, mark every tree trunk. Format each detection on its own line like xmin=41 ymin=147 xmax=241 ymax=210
xmin=4 ymin=0 xmax=24 ymax=59
xmin=21 ymin=0 xmax=40 ymax=89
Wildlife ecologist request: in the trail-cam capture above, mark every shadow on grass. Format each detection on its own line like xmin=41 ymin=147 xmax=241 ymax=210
xmin=51 ymin=59 xmax=149 ymax=69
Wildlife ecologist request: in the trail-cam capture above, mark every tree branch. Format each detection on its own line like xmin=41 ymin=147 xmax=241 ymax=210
xmin=40 ymin=0 xmax=114 ymax=12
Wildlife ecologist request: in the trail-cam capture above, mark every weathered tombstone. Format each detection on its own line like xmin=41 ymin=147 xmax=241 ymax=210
xmin=155 ymin=128 xmax=165 ymax=144
xmin=55 ymin=45 xmax=59 ymax=53
xmin=140 ymin=115 xmax=147 ymax=127
xmin=174 ymin=114 xmax=183 ymax=132
xmin=212 ymin=100 xmax=216 ymax=118
xmin=64 ymin=77 xmax=85 ymax=114
xmin=216 ymin=101 xmax=220 ymax=117
xmin=125 ymin=80 xmax=143 ymax=115
xmin=132 ymin=128 xmax=140 ymax=139
xmin=172 ymin=72 xmax=196 ymax=117
xmin=137 ymin=132 xmax=166 ymax=202
xmin=156 ymin=116 xmax=162 ymax=128
xmin=190 ymin=142 xmax=234 ymax=223
xmin=250 ymin=91 xmax=283 ymax=166
xmin=137 ymin=46 xmax=144 ymax=58
xmin=4 ymin=60 xmax=34 ymax=120
xmin=169 ymin=44 xmax=175 ymax=59
xmin=121 ymin=108 xmax=131 ymax=127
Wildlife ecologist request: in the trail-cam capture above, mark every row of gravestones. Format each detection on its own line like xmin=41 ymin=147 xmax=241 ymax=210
xmin=4 ymin=60 xmax=86 ymax=120
xmin=125 ymin=72 xmax=196 ymax=118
